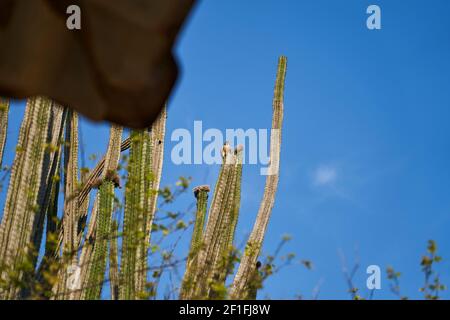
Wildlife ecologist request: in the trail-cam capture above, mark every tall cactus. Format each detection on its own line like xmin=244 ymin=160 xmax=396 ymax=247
xmin=215 ymin=145 xmax=243 ymax=287
xmin=62 ymin=111 xmax=80 ymax=259
xmin=0 ymin=97 xmax=54 ymax=299
xmin=230 ymin=56 xmax=287 ymax=299
xmin=52 ymin=110 xmax=80 ymax=299
xmin=138 ymin=106 xmax=167 ymax=293
xmin=180 ymin=57 xmax=286 ymax=300
xmin=31 ymin=105 xmax=67 ymax=298
xmin=73 ymin=198 xmax=99 ymax=300
xmin=0 ymin=98 xmax=9 ymax=169
xmin=120 ymin=130 xmax=150 ymax=299
xmin=27 ymin=105 xmax=67 ymax=299
xmin=182 ymin=143 xmax=244 ymax=299
xmin=83 ymin=125 xmax=123 ymax=300
xmin=120 ymin=106 xmax=167 ymax=299
xmin=72 ymin=137 xmax=130 ymax=300
xmin=30 ymin=104 xmax=66 ymax=255
xmin=179 ymin=185 xmax=210 ymax=299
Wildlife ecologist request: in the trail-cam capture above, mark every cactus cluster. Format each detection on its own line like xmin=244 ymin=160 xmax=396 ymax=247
xmin=0 ymin=97 xmax=61 ymax=299
xmin=181 ymin=56 xmax=287 ymax=299
xmin=0 ymin=56 xmax=287 ymax=300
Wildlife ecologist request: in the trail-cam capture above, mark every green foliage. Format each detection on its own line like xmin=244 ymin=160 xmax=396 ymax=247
xmin=419 ymin=240 xmax=446 ymax=300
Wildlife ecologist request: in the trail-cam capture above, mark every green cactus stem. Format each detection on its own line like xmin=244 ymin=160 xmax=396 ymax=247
xmin=120 ymin=130 xmax=148 ymax=300
xmin=83 ymin=125 xmax=123 ymax=300
xmin=185 ymin=143 xmax=239 ymax=299
xmin=120 ymin=106 xmax=167 ymax=299
xmin=137 ymin=106 xmax=167 ymax=293
xmin=179 ymin=185 xmax=210 ymax=299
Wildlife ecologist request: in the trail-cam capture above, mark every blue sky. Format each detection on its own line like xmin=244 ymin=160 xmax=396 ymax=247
xmin=2 ymin=0 xmax=450 ymax=299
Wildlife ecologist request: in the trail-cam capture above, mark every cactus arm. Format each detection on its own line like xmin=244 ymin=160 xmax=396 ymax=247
xmin=205 ymin=152 xmax=239 ymax=297
xmin=230 ymin=56 xmax=287 ymax=299
xmin=51 ymin=110 xmax=81 ymax=299
xmin=186 ymin=144 xmax=237 ymax=298
xmin=73 ymin=197 xmax=99 ymax=299
xmin=119 ymin=106 xmax=167 ymax=299
xmin=77 ymin=137 xmax=131 ymax=206
xmin=225 ymin=146 xmax=243 ymax=251
xmin=179 ymin=185 xmax=210 ymax=299
xmin=84 ymin=125 xmax=123 ymax=300
xmin=190 ymin=186 xmax=210 ymax=256
xmin=210 ymin=145 xmax=244 ymax=294
xmin=120 ymin=130 xmax=144 ymax=299
xmin=138 ymin=106 xmax=167 ymax=293
xmin=63 ymin=111 xmax=80 ymax=258
xmin=71 ymin=137 xmax=130 ymax=300
xmin=30 ymin=105 xmax=67 ymax=298
xmin=84 ymin=180 xmax=114 ymax=300
xmin=52 ymin=137 xmax=130 ymax=266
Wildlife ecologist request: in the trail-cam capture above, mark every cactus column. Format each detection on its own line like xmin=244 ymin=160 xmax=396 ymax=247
xmin=120 ymin=106 xmax=167 ymax=299
xmin=181 ymin=142 xmax=245 ymax=299
xmin=179 ymin=185 xmax=210 ymax=299
xmin=83 ymin=125 xmax=123 ymax=300
xmin=52 ymin=110 xmax=80 ymax=299
xmin=230 ymin=56 xmax=287 ymax=299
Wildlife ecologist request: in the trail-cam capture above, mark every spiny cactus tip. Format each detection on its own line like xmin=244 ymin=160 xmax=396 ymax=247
xmin=193 ymin=185 xmax=210 ymax=197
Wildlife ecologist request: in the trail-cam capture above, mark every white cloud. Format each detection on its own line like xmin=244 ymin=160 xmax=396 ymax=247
xmin=313 ymin=165 xmax=337 ymax=186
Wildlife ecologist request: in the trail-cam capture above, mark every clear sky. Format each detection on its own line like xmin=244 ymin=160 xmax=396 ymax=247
xmin=2 ymin=0 xmax=450 ymax=299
